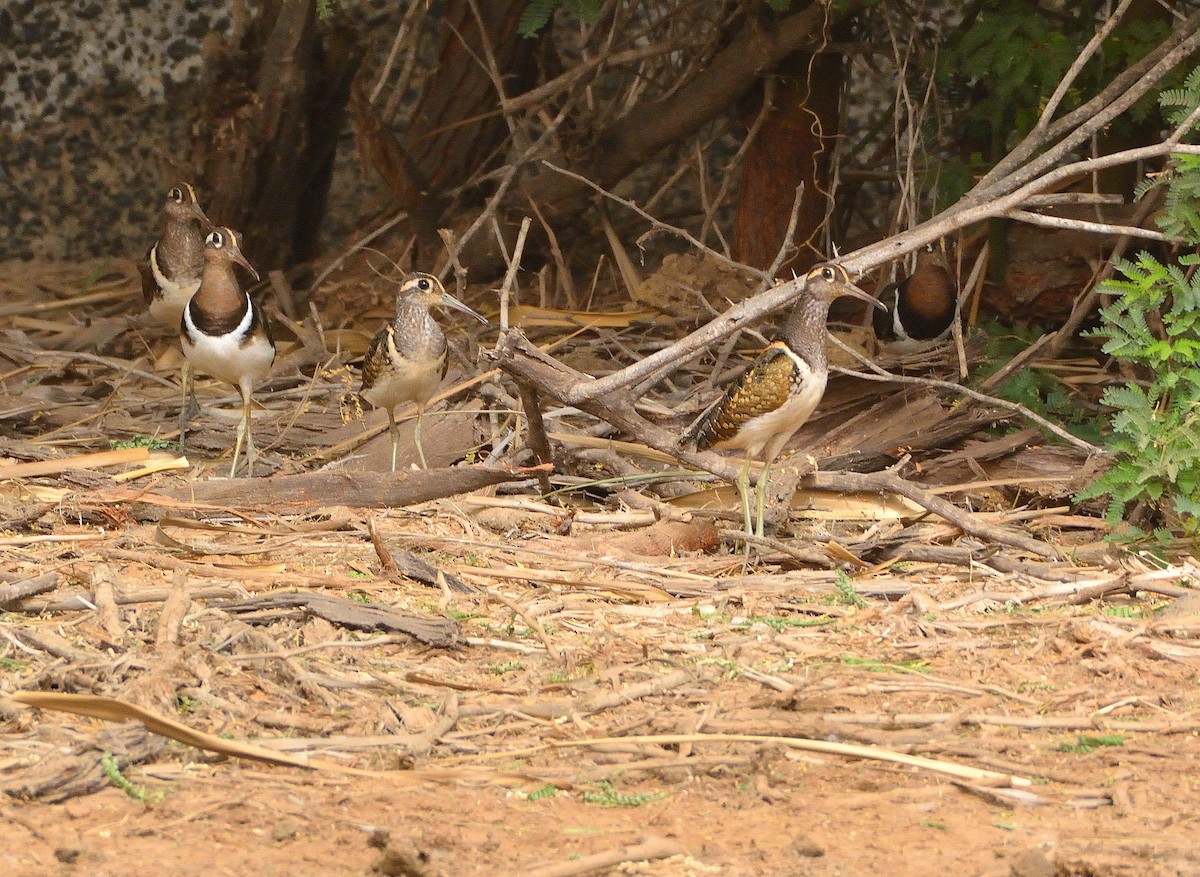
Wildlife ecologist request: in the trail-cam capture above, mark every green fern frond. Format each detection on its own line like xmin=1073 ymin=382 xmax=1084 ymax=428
xmin=1078 ymin=71 xmax=1200 ymax=535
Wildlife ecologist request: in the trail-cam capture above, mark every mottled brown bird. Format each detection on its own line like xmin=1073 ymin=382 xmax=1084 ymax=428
xmin=181 ymin=227 xmax=276 ymax=477
xmin=359 ymin=273 xmax=488 ymax=471
xmin=873 ymin=248 xmax=957 ymax=346
xmin=684 ymin=263 xmax=883 ymax=536
xmin=140 ymin=183 xmax=210 ymax=328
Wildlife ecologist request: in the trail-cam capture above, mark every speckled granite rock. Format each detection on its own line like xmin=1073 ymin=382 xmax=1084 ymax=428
xmin=0 ymin=1 xmax=394 ymax=263
xmin=1 ymin=1 xmax=236 ymax=261
xmin=0 ymin=0 xmax=229 ymax=133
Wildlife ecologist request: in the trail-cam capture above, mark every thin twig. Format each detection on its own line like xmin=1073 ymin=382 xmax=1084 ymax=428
xmin=1035 ymin=0 xmax=1135 ymax=130
xmin=544 ymin=160 xmax=769 ymax=282
xmin=1003 ymin=209 xmax=1168 ymax=241
xmin=827 ymin=335 xmax=1106 ymax=455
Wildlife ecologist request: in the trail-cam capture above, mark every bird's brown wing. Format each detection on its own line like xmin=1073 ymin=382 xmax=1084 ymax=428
xmin=359 ymin=325 xmax=392 ymax=395
xmin=685 ymin=344 xmax=796 ymax=450
xmin=138 ymin=249 xmax=157 ymax=307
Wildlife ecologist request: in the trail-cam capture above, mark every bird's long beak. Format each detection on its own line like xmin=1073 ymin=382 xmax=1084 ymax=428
xmin=841 ymin=282 xmax=886 ymax=311
xmin=440 ymin=292 xmax=489 ymax=325
xmin=190 ymin=202 xmax=210 ymax=225
xmin=232 ymin=250 xmax=260 ymax=283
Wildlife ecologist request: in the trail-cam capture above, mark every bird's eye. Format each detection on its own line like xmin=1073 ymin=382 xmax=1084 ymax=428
xmin=417 ymin=278 xmax=430 ymax=290
xmin=206 ymin=231 xmax=224 ymax=248
xmin=822 ymin=266 xmax=836 ymax=281
xmin=169 ymin=187 xmax=182 ymax=202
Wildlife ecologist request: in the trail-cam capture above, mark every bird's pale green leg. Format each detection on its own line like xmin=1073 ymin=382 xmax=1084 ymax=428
xmin=178 ymin=361 xmax=198 ymax=446
xmin=229 ymin=388 xmax=249 ymax=477
xmin=386 ymin=408 xmax=399 ymax=473
xmin=737 ymin=452 xmax=754 ymax=538
xmin=243 ymin=390 xmax=258 ymax=477
xmin=229 ymin=383 xmax=260 ymax=478
xmin=754 ymin=459 xmax=771 ymax=539
xmin=413 ymin=405 xmax=428 ymax=470
xmin=229 ymin=419 xmax=244 ymax=478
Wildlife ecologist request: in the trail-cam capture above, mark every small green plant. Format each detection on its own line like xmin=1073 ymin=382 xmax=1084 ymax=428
xmin=834 ymin=571 xmax=866 ymax=608
xmin=546 ymin=664 xmax=592 ymax=684
xmin=1074 ymin=68 xmax=1200 ymax=536
xmin=524 ymin=784 xmax=559 ymax=802
xmin=582 ymin=780 xmax=665 ymax=808
xmin=79 ymin=257 xmax=113 ymax=294
xmin=695 ymin=657 xmax=740 ymax=679
xmin=110 ymin=435 xmax=178 ymax=451
xmin=518 ymin=0 xmax=603 ymax=37
xmin=733 ymin=614 xmax=834 ymax=632
xmin=975 ymin=321 xmax=1102 ymax=444
xmin=174 ymin=694 xmax=198 ymax=716
xmin=1058 ymin=733 xmax=1125 ymax=754
xmin=101 ymin=753 xmax=163 ymax=803
xmin=489 ymin=660 xmax=524 ymax=675
xmin=841 ymin=655 xmax=929 ymax=674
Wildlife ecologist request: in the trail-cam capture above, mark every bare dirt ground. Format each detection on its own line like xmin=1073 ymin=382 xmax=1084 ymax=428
xmin=2 ymin=256 xmax=1200 ymax=876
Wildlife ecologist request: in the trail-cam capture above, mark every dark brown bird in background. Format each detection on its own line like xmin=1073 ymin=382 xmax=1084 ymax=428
xmin=140 ymin=183 xmax=210 ymax=328
xmin=180 ymin=227 xmax=276 ymax=477
xmin=684 ymin=263 xmax=883 ymax=536
xmin=873 ymin=248 xmax=957 ymax=345
xmin=359 ymin=272 xmax=488 ymax=471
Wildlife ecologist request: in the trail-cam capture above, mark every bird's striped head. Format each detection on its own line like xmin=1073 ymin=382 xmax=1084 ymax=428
xmin=204 ymin=227 xmax=259 ymax=282
xmin=164 ymin=182 xmax=209 ymax=224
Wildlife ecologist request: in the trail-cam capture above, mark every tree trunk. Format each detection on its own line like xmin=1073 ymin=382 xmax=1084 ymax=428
xmin=731 ymin=50 xmax=844 ymax=274
xmin=190 ymin=0 xmax=364 ymax=271
xmin=351 ymin=0 xmax=541 ymax=250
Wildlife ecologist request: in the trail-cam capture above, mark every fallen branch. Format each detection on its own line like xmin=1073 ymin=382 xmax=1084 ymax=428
xmin=493 ymin=329 xmax=1058 ymax=558
xmin=141 ymin=465 xmax=548 ymax=512
xmin=523 ymin=836 xmax=686 ymax=877
xmin=215 ymin=591 xmax=460 ymax=647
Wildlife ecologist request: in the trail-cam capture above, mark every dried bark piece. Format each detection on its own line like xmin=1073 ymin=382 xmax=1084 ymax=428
xmin=216 ymin=591 xmax=459 ymax=648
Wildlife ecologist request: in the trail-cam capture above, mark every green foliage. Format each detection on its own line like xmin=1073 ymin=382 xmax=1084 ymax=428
xmin=489 ymin=660 xmax=525 ymax=674
xmin=931 ymin=5 xmax=1174 ymax=209
xmin=1076 ymin=254 xmax=1200 ymax=530
xmin=733 ymin=614 xmax=834 ymax=631
xmin=840 ymin=655 xmax=929 ymax=674
xmin=1058 ymin=733 xmax=1125 ymax=754
xmin=518 ymin=0 xmax=602 ymax=37
xmin=940 ymin=12 xmax=1074 ymax=137
xmin=525 ymin=783 xmax=560 ymax=801
xmin=833 ymin=571 xmax=865 ymax=607
xmin=1137 ymin=69 xmax=1200 ymax=241
xmin=583 ymin=780 xmax=665 ymax=807
xmin=974 ymin=321 xmax=1103 ymax=446
xmin=1103 ymin=604 xmax=1142 ymax=618
xmin=101 ymin=752 xmax=163 ymax=803
xmin=1076 ymin=70 xmax=1200 ymax=533
xmin=110 ymin=435 xmax=178 ymax=451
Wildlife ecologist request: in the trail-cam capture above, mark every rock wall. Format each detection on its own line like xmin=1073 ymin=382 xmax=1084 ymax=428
xmin=2 ymin=0 xmax=237 ymax=260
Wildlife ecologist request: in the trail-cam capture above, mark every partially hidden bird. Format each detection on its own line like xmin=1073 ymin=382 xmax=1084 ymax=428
xmin=140 ymin=183 xmax=210 ymax=329
xmin=359 ymin=272 xmax=488 ymax=471
xmin=872 ymin=248 xmax=957 ymax=346
xmin=180 ymin=227 xmax=276 ymax=477
xmin=684 ymin=263 xmax=883 ymax=538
